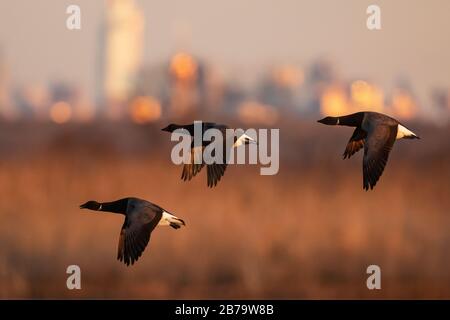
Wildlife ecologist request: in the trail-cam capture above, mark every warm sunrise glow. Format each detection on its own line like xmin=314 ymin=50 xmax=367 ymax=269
xmin=351 ymin=80 xmax=384 ymax=112
xmin=272 ymin=65 xmax=304 ymax=88
xmin=320 ymin=85 xmax=350 ymax=116
xmin=50 ymin=101 xmax=72 ymax=124
xmin=390 ymin=89 xmax=418 ymax=120
xmin=170 ymin=52 xmax=198 ymax=82
xmin=129 ymin=96 xmax=162 ymax=124
xmin=237 ymin=100 xmax=279 ymax=125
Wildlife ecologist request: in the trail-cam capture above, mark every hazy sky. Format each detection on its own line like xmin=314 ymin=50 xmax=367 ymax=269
xmin=0 ymin=0 xmax=449 ymax=108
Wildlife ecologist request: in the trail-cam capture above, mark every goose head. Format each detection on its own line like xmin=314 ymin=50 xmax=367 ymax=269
xmin=80 ymin=200 xmax=102 ymax=210
xmin=161 ymin=124 xmax=179 ymax=132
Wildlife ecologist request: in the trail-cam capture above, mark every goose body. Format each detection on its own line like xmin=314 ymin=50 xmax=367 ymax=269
xmin=318 ymin=111 xmax=420 ymax=190
xmin=80 ymin=197 xmax=185 ymax=266
xmin=162 ymin=122 xmax=256 ymax=187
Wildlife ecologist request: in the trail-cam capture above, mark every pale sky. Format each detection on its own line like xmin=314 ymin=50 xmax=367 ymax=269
xmin=0 ymin=0 xmax=449 ymax=108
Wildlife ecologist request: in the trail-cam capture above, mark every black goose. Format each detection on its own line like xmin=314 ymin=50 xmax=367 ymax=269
xmin=80 ymin=197 xmax=185 ymax=266
xmin=318 ymin=111 xmax=420 ymax=190
xmin=162 ymin=122 xmax=256 ymax=187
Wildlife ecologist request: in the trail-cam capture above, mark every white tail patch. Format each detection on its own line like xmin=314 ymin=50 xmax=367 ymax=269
xmin=159 ymin=211 xmax=185 ymax=227
xmin=396 ymin=124 xmax=417 ymax=139
xmin=233 ymin=133 xmax=256 ymax=147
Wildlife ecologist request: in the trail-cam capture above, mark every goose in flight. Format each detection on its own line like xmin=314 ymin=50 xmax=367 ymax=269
xmin=80 ymin=197 xmax=185 ymax=266
xmin=162 ymin=122 xmax=256 ymax=187
xmin=318 ymin=111 xmax=420 ymax=190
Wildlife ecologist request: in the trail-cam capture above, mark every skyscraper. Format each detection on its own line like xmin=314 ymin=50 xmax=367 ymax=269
xmin=100 ymin=0 xmax=144 ymax=119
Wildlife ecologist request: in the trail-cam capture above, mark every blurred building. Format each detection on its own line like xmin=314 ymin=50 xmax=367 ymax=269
xmin=387 ymin=80 xmax=419 ymax=120
xmin=0 ymin=48 xmax=17 ymax=120
xmin=257 ymin=64 xmax=304 ymax=112
xmin=237 ymin=100 xmax=279 ymax=125
xmin=49 ymin=82 xmax=94 ymax=123
xmin=389 ymin=88 xmax=418 ymax=120
xmin=320 ymin=84 xmax=350 ymax=116
xmin=431 ymin=88 xmax=450 ymax=124
xmin=350 ymin=80 xmax=384 ymax=113
xmin=304 ymin=58 xmax=339 ymax=116
xmin=14 ymin=84 xmax=51 ymax=120
xmin=203 ymin=64 xmax=226 ymax=114
xmin=431 ymin=88 xmax=450 ymax=113
xmin=99 ymin=0 xmax=144 ymax=119
xmin=221 ymin=83 xmax=247 ymax=114
xmin=167 ymin=52 xmax=225 ymax=117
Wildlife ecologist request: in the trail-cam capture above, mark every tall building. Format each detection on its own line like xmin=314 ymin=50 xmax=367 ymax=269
xmin=100 ymin=0 xmax=144 ymax=119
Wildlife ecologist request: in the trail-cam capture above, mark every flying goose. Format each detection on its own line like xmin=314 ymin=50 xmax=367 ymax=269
xmin=318 ymin=111 xmax=420 ymax=190
xmin=80 ymin=197 xmax=185 ymax=266
xmin=162 ymin=122 xmax=256 ymax=187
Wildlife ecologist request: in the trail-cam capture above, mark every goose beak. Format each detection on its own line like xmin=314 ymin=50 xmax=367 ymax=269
xmin=317 ymin=117 xmax=329 ymax=124
xmin=79 ymin=202 xmax=90 ymax=209
xmin=161 ymin=126 xmax=169 ymax=132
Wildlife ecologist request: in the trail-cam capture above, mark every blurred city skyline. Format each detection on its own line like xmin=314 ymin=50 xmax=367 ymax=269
xmin=0 ymin=0 xmax=449 ymax=123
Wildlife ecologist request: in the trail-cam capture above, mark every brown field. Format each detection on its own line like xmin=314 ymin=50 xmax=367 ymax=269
xmin=0 ymin=117 xmax=449 ymax=299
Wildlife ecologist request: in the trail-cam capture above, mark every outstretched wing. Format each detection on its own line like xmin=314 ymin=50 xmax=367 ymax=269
xmin=182 ymin=134 xmax=228 ymax=188
xmin=181 ymin=145 xmax=205 ymax=181
xmin=206 ymin=163 xmax=227 ymax=188
xmin=362 ymin=124 xmax=397 ymax=190
xmin=117 ymin=205 xmax=162 ymax=266
xmin=204 ymin=137 xmax=228 ymax=188
xmin=343 ymin=127 xmax=367 ymax=159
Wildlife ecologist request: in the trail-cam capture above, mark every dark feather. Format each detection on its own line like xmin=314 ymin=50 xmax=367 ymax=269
xmin=117 ymin=204 xmax=162 ymax=266
xmin=343 ymin=127 xmax=367 ymax=159
xmin=362 ymin=125 xmax=397 ymax=190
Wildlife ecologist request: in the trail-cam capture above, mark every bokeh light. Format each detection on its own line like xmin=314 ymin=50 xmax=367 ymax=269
xmin=320 ymin=85 xmax=350 ymax=116
xmin=390 ymin=89 xmax=418 ymax=120
xmin=272 ymin=65 xmax=304 ymax=88
xmin=351 ymin=80 xmax=384 ymax=112
xmin=238 ymin=100 xmax=279 ymax=125
xmin=50 ymin=101 xmax=72 ymax=124
xmin=129 ymin=96 xmax=162 ymax=124
xmin=170 ymin=52 xmax=197 ymax=82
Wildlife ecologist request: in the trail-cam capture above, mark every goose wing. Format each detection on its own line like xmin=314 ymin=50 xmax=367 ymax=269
xmin=206 ymin=162 xmax=227 ymax=188
xmin=204 ymin=135 xmax=228 ymax=188
xmin=362 ymin=124 xmax=397 ymax=190
xmin=182 ymin=126 xmax=229 ymax=187
xmin=343 ymin=127 xmax=367 ymax=159
xmin=181 ymin=145 xmax=205 ymax=181
xmin=117 ymin=204 xmax=162 ymax=266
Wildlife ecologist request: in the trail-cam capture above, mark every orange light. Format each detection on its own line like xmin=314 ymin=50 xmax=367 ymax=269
xmin=391 ymin=89 xmax=417 ymax=120
xmin=237 ymin=101 xmax=279 ymax=125
xmin=351 ymin=80 xmax=384 ymax=112
xmin=129 ymin=96 xmax=162 ymax=124
xmin=170 ymin=52 xmax=197 ymax=82
xmin=320 ymin=85 xmax=350 ymax=116
xmin=272 ymin=65 xmax=304 ymax=88
xmin=50 ymin=101 xmax=72 ymax=124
